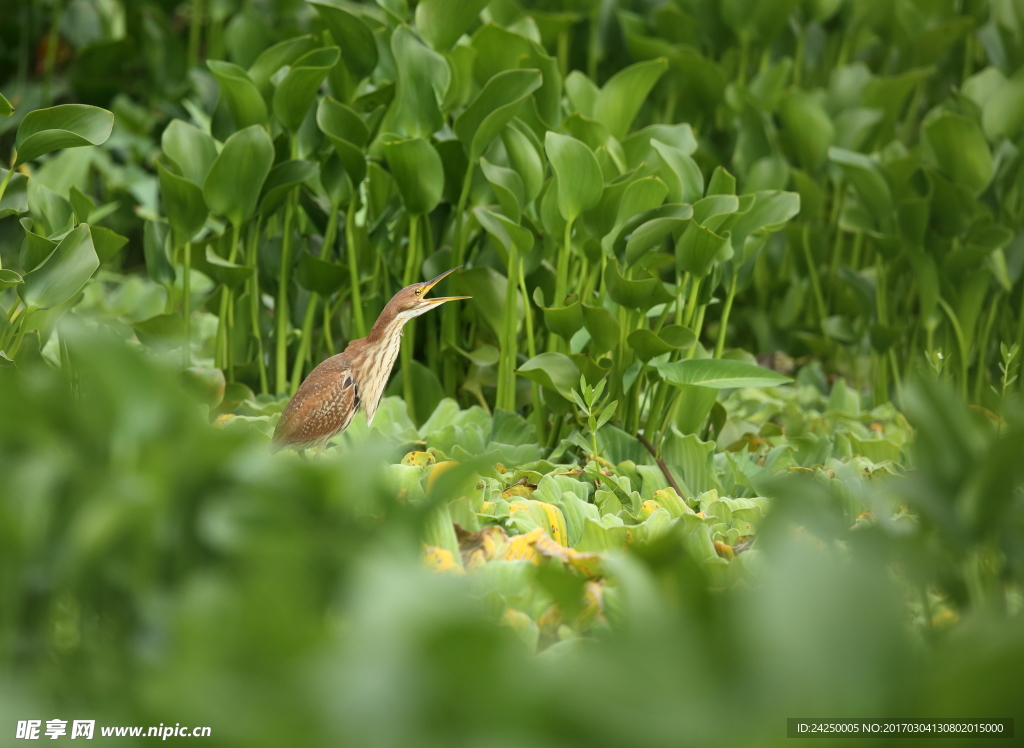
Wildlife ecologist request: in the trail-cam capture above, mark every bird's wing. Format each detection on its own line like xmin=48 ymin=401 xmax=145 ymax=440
xmin=271 ymin=356 xmax=360 ymax=451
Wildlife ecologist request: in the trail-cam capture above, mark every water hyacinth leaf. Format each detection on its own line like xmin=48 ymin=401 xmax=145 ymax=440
xmin=207 ymin=61 xmax=268 ymax=130
xmin=382 ymin=137 xmax=444 ymax=215
xmin=922 ymin=112 xmax=993 ymax=197
xmin=827 ymin=147 xmax=892 ymax=228
xmin=0 ymin=168 xmax=29 ymax=218
xmin=69 ymin=186 xmax=95 ymax=223
xmin=415 ymin=0 xmax=489 ymax=51
xmin=158 ymin=163 xmax=208 ymax=248
xmin=676 ymin=222 xmax=731 ymax=278
xmin=479 ymin=158 xmax=525 ymax=222
xmin=604 ymin=257 xmax=672 ymax=311
xmin=143 ymin=220 xmax=175 ymax=286
xmin=622 ymin=123 xmax=697 ymax=168
xmin=192 ymin=246 xmax=251 ymax=290
xmin=133 ymin=313 xmax=186 ymax=349
xmin=273 ymin=47 xmax=341 ymax=133
xmin=778 ymin=90 xmax=834 ymax=172
xmin=582 ymin=304 xmax=620 ymax=355
xmin=706 ymin=167 xmax=736 ymax=197
xmin=317 ymin=98 xmax=368 ymax=187
xmin=535 ymin=288 xmax=584 ymax=341
xmin=452 ymin=265 xmax=518 ymax=336
xmin=501 ymin=122 xmax=544 ymax=203
xmin=565 ymin=71 xmax=599 ymax=118
xmin=0 ymin=269 xmax=23 ymax=292
xmin=592 ymin=58 xmax=668 ymax=140
xmin=691 ymin=194 xmax=740 ymax=229
xmin=651 ymin=139 xmax=703 ymax=205
xmin=0 ymin=91 xmax=12 ymax=117
xmin=258 ymin=160 xmax=318 ymax=216
xmin=28 ymin=183 xmax=73 ymax=237
xmin=545 ymin=132 xmax=603 ymax=223
xmin=20 ymin=219 xmax=57 ymax=272
xmin=296 ymin=251 xmax=347 ymax=296
xmin=203 ymin=125 xmax=274 ymax=227
xmin=161 ymin=120 xmax=218 ymax=186
xmin=308 ymin=4 xmax=377 ymax=80
xmin=19 ymin=225 xmax=99 ymax=310
xmin=979 ymin=67 xmax=1024 ymax=140
xmin=454 ymin=69 xmax=543 ymax=161
xmin=320 ymin=154 xmax=353 ymax=207
xmin=90 ymin=226 xmax=128 ymax=262
xmin=14 ymin=104 xmax=114 ymax=166
xmin=728 ymin=191 xmax=801 ymax=259
xmin=247 ymin=35 xmax=318 ymax=98
xmin=475 ymin=208 xmax=533 ymax=262
xmin=391 ymin=25 xmax=450 ymax=138
xmin=622 ymin=204 xmax=694 ymax=265
xmin=517 ymin=352 xmax=580 ymax=401
xmin=607 ymin=176 xmax=668 ymax=241
xmin=627 ymin=328 xmax=693 ymax=361
xmin=653 ymin=358 xmax=793 ymax=389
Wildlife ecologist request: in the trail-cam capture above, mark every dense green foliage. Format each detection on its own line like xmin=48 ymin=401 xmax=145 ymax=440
xmin=2 ymin=0 xmax=1024 ymax=743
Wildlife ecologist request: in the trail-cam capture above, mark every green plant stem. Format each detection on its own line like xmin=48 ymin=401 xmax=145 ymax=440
xmin=8 ymin=308 xmax=33 ymax=359
xmin=246 ymin=218 xmax=268 ymax=394
xmin=182 ymin=242 xmax=191 ymax=369
xmin=714 ymin=270 xmax=739 ymax=358
xmin=290 ymin=201 xmax=341 ymax=393
xmin=555 ymin=218 xmax=574 ymax=309
xmin=802 ymin=224 xmax=827 ymax=324
xmin=344 ymin=199 xmax=365 ymax=338
xmin=216 ymin=222 xmax=241 ymax=380
xmin=1 ymin=298 xmax=23 ymax=350
xmin=497 ymin=240 xmax=520 ymax=412
xmin=275 ymin=191 xmax=296 ymax=394
xmin=681 ymin=274 xmax=700 ymax=328
xmin=442 ymin=166 xmax=475 ymax=396
xmin=1016 ymin=288 xmax=1024 ymax=392
xmin=518 ymin=258 xmax=545 ymax=441
xmin=938 ymin=297 xmax=969 ymax=399
xmin=188 ymin=0 xmax=203 ymax=69
xmin=0 ymin=163 xmax=15 ymax=207
xmin=973 ymin=298 xmax=999 ymax=403
xmin=401 ymin=214 xmax=420 ymax=418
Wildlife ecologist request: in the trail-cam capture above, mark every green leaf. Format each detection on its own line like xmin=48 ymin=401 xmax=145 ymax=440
xmin=0 ymin=168 xmax=29 ymax=219
xmin=535 ymin=288 xmax=584 ymax=342
xmin=454 ymin=69 xmax=543 ymax=161
xmin=391 ymin=25 xmax=450 ymax=138
xmin=778 ymin=90 xmax=834 ymax=171
xmin=0 ymin=269 xmax=24 ymax=291
xmin=90 ymin=225 xmax=128 ymax=262
xmin=247 ymin=35 xmax=318 ymax=98
xmin=19 ymin=225 xmax=99 ymax=310
xmin=273 ymin=47 xmax=340 ymax=133
xmin=602 ymin=175 xmax=668 ymax=251
xmin=545 ymin=132 xmax=603 ymax=223
xmin=582 ymin=304 xmax=620 ymax=355
xmin=922 ymin=111 xmax=993 ymax=196
xmin=19 ymin=218 xmax=57 ymax=272
xmin=317 ymin=98 xmax=368 ymax=187
xmin=207 ymin=60 xmax=268 ymax=130
xmin=604 ymin=256 xmax=672 ymax=311
xmin=676 ymin=222 xmax=731 ymax=279
xmin=728 ymin=191 xmax=801 ymax=260
xmin=653 ymin=358 xmax=793 ymax=389
xmin=452 ymin=265 xmax=518 ymax=336
xmin=161 ymin=120 xmax=218 ymax=186
xmin=479 ymin=158 xmax=524 ymax=222
xmin=517 ymin=352 xmax=580 ymax=402
xmin=14 ymin=104 xmax=114 ymax=166
xmin=628 ymin=326 xmax=697 ymax=362
xmin=651 ymin=139 xmax=703 ymax=205
xmin=827 ymin=147 xmax=893 ymax=230
xmin=382 ymin=137 xmax=444 ymax=215
xmin=192 ymin=245 xmax=251 ymax=290
xmin=475 ymin=208 xmax=533 ymax=263
xmin=203 ymin=125 xmax=275 ymax=227
xmin=415 ymin=0 xmax=489 ymax=51
xmin=296 ymin=250 xmax=347 ymax=296
xmin=979 ymin=67 xmax=1024 ymax=140
xmin=133 ymin=313 xmax=186 ymax=349
xmin=258 ymin=160 xmax=318 ymax=216
xmin=706 ymin=167 xmax=736 ymax=197
xmin=309 ymin=4 xmax=377 ymax=80
xmin=501 ymin=121 xmax=544 ymax=203
xmin=622 ymin=204 xmax=694 ymax=265
xmin=158 ymin=163 xmax=208 ymax=248
xmin=143 ymin=221 xmax=175 ymax=286
xmin=0 ymin=91 xmax=12 ymax=117
xmin=68 ymin=185 xmax=95 ymax=222
xmin=593 ymin=58 xmax=668 ymax=140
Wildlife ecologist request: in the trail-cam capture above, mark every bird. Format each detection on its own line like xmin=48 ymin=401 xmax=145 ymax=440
xmin=270 ymin=267 xmax=468 ymax=454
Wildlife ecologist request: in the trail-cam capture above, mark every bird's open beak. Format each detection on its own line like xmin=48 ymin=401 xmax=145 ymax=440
xmin=421 ymin=266 xmax=470 ymax=304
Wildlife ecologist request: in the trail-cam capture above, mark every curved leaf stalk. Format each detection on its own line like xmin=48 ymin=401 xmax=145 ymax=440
xmin=497 ymin=240 xmax=519 ymax=412
xmin=973 ymin=298 xmax=1000 ymax=403
xmin=518 ymin=258 xmax=545 ymax=440
xmin=7 ymin=309 xmax=33 ymax=358
xmin=216 ymin=222 xmax=241 ymax=380
xmin=555 ymin=218 xmax=574 ymax=312
xmin=1 ymin=299 xmax=23 ymax=350
xmin=245 ymin=217 xmax=267 ymax=394
xmin=401 ymin=214 xmax=420 ymax=418
xmin=291 ymin=199 xmax=341 ymax=393
xmin=344 ymin=198 xmax=365 ymax=339
xmin=714 ymin=270 xmax=739 ymax=358
xmin=182 ymin=242 xmax=191 ymax=369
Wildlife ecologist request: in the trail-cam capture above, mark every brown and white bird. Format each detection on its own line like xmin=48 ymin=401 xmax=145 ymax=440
xmin=271 ymin=267 xmax=468 ymax=453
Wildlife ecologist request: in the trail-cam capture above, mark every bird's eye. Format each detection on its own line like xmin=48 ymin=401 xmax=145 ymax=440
xmin=415 ymin=289 xmax=422 ymax=296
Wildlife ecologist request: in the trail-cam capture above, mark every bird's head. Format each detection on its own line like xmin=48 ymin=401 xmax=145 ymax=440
xmin=388 ymin=266 xmax=470 ymax=321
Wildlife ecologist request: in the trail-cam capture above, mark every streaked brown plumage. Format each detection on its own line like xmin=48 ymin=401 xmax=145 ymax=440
xmin=271 ymin=267 xmax=468 ymax=453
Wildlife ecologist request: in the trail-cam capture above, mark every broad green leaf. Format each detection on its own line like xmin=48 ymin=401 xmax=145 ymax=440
xmin=479 ymin=158 xmax=524 ymax=222
xmin=19 ymin=218 xmax=57 ymax=272
xmin=203 ymin=125 xmax=274 ymax=227
xmin=536 ymin=290 xmax=585 ymax=342
xmin=161 ymin=120 xmax=218 ymax=186
xmin=653 ymin=358 xmax=793 ymax=389
xmin=0 ymin=168 xmax=29 ymax=219
xmin=68 ymin=186 xmax=95 ymax=223
xmin=415 ymin=0 xmax=489 ymax=51
xmin=622 ymin=204 xmax=693 ymax=265
xmin=28 ymin=183 xmax=72 ymax=238
xmin=651 ymin=139 xmax=703 ymax=205
xmin=603 ymin=175 xmax=668 ymax=251
xmin=622 ymin=123 xmax=697 ymax=168
xmin=391 ymin=25 xmax=450 ymax=138
xmin=565 ymin=71 xmax=599 ymax=118
xmin=309 ymin=4 xmax=377 ymax=80
xmin=922 ymin=112 xmax=993 ymax=196
xmin=728 ymin=191 xmax=801 ymax=259
xmin=143 ymin=220 xmax=175 ymax=286
xmin=296 ymin=250 xmax=347 ymax=296
xmin=192 ymin=245 xmax=250 ymax=290
xmin=593 ymin=58 xmax=668 ymax=140
xmin=90 ymin=225 xmax=128 ymax=262
xmin=582 ymin=304 xmax=619 ymax=355
xmin=14 ymin=104 xmax=114 ymax=166
xmin=517 ymin=352 xmax=580 ymax=401
xmin=317 ymin=98 xmax=368 ymax=187
xmin=604 ymin=256 xmax=672 ymax=311
xmin=0 ymin=91 xmax=12 ymax=117
xmin=133 ymin=313 xmax=186 ymax=349
xmin=979 ymin=67 xmax=1024 ymax=140
xmin=158 ymin=163 xmax=208 ymax=248
xmin=454 ymin=69 xmax=543 ymax=161
xmin=676 ymin=222 xmax=731 ymax=278
xmin=475 ymin=208 xmax=533 ymax=264
xmin=225 ymin=10 xmax=269 ymax=69
xmin=706 ymin=167 xmax=736 ymax=196
xmin=382 ymin=137 xmax=444 ymax=215
xmin=628 ymin=326 xmax=697 ymax=362
xmin=501 ymin=121 xmax=544 ymax=202
xmin=19 ymin=225 xmax=99 ymax=310
xmin=451 ymin=265 xmax=518 ymax=336
xmin=207 ymin=61 xmax=268 ymax=130
xmin=545 ymin=132 xmax=603 ymax=223
xmin=827 ymin=147 xmax=892 ymax=229
xmin=778 ymin=90 xmax=834 ymax=171
xmin=273 ymin=47 xmax=340 ymax=133
xmin=320 ymin=153 xmax=353 ymax=206
xmin=0 ymin=269 xmax=23 ymax=291
xmin=258 ymin=160 xmax=318 ymax=216
xmin=247 ymin=35 xmax=318 ymax=98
